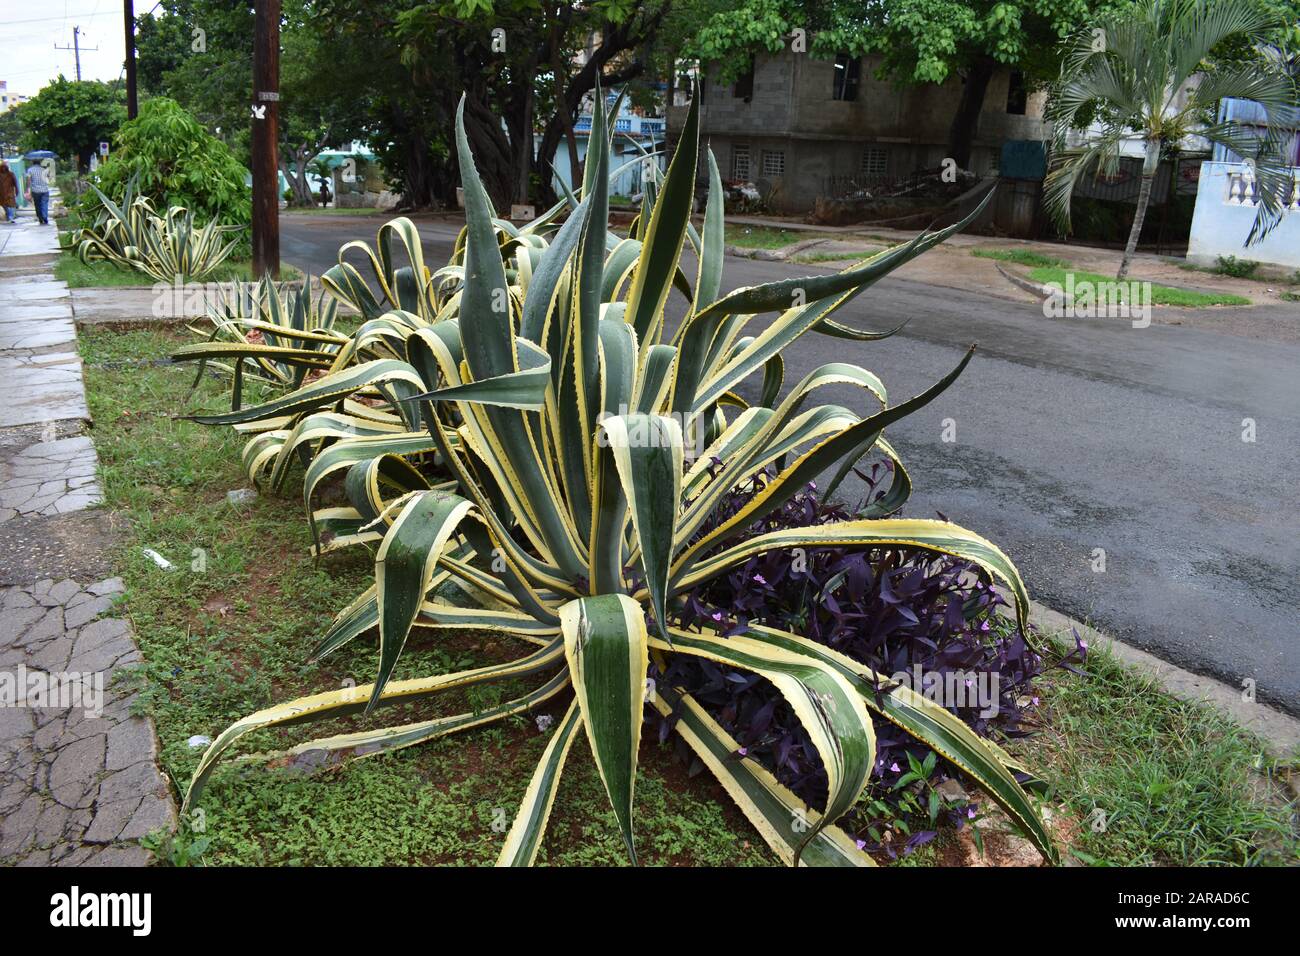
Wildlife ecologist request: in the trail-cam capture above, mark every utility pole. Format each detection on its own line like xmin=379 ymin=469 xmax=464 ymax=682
xmin=124 ymin=1 xmax=138 ymax=119
xmin=55 ymin=26 xmax=98 ymax=82
xmin=251 ymin=0 xmax=280 ymax=278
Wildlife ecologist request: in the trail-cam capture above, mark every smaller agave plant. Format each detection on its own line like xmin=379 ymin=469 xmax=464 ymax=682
xmin=180 ymin=88 xmax=1056 ymax=867
xmin=173 ymin=273 xmax=346 ymax=408
xmin=69 ymin=177 xmax=242 ymax=283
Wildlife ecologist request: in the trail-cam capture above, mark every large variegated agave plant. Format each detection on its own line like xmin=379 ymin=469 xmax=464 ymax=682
xmin=69 ymin=178 xmax=241 ymax=283
xmin=182 ymin=91 xmax=1056 ymax=867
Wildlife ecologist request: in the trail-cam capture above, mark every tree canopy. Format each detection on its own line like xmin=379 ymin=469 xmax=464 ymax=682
xmin=16 ymin=77 xmax=127 ymax=169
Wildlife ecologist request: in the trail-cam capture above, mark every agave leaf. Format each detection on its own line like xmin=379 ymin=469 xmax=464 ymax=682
xmin=497 ymin=700 xmax=584 ymax=867
xmin=560 ymin=594 xmax=649 ymax=863
xmin=624 ymin=91 xmax=699 ymax=348
xmin=596 ymin=414 xmax=683 ymax=638
xmin=650 ymin=626 xmax=875 ymax=864
xmin=368 ymin=491 xmax=476 ymax=710
xmin=651 ymin=685 xmax=875 ymax=867
xmin=183 ymin=639 xmax=565 ymax=810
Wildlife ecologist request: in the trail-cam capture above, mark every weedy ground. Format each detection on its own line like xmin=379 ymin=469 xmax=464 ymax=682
xmin=972 ymin=247 xmax=1072 ymax=269
xmin=724 ymin=224 xmax=806 ymax=249
xmin=1029 ymin=637 xmax=1298 ymax=866
xmin=79 ymin=325 xmax=1297 ymax=866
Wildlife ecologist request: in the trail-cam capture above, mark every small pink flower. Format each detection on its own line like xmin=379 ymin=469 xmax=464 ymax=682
xmin=889 ymin=762 xmax=900 ymax=773
xmin=753 ymin=573 xmax=767 ymax=585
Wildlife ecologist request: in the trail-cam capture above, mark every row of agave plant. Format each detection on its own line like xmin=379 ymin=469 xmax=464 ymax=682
xmin=171 ymin=89 xmax=1056 ymax=866
xmin=67 ymin=175 xmax=243 ymax=283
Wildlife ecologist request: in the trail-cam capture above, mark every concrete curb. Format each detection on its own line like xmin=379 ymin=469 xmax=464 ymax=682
xmin=723 ymin=237 xmax=829 ymax=261
xmin=995 ymin=262 xmax=1053 ymax=299
xmin=1026 ymin=599 xmax=1300 ymax=760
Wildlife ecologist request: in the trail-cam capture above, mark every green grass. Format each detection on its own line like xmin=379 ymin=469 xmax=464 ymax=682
xmin=1029 ymin=636 xmax=1297 ymax=866
xmin=78 ymin=325 xmax=771 ymax=867
xmin=972 ymin=247 xmax=1070 ymax=269
xmin=1027 ymin=266 xmax=1251 ymax=307
xmin=724 ymin=224 xmax=805 ymax=250
xmin=54 ymin=251 xmax=302 ymax=288
xmin=1279 ymin=291 xmax=1300 ymax=303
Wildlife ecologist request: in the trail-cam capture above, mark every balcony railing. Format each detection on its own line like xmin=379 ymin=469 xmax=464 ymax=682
xmin=1224 ymin=167 xmax=1300 ymax=210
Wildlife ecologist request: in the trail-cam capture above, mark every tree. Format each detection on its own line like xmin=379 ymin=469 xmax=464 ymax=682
xmin=18 ymin=77 xmax=127 ymax=170
xmin=683 ymin=0 xmax=1118 ymax=169
xmin=1044 ymin=0 xmax=1297 ymax=278
xmin=392 ymin=0 xmax=671 ymax=209
xmin=134 ymin=0 xmax=675 ymax=210
xmin=0 ymin=107 xmax=26 ymax=156
xmin=83 ymin=97 xmax=251 ymax=233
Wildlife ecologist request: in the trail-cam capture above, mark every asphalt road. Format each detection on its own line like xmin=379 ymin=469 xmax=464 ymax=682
xmin=283 ymin=213 xmax=1300 ymax=714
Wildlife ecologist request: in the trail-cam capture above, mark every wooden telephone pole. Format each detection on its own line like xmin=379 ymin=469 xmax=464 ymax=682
xmin=251 ymin=0 xmax=281 ymax=278
xmin=124 ymin=1 xmax=138 ymax=119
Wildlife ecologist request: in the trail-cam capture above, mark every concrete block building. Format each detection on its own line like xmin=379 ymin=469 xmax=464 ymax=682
xmin=669 ymin=50 xmax=1049 ymax=213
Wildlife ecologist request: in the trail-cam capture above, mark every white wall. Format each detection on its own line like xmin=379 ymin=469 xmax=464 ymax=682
xmin=1187 ymin=162 xmax=1300 ymax=270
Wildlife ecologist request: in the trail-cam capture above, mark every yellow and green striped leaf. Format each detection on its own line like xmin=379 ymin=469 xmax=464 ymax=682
xmin=560 ymin=594 xmax=649 ymax=863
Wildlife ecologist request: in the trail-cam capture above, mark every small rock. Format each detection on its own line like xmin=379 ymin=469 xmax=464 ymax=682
xmin=187 ymin=734 xmax=212 ymax=749
xmin=936 ymin=778 xmax=969 ymax=802
xmin=226 ymin=488 xmax=257 ymax=506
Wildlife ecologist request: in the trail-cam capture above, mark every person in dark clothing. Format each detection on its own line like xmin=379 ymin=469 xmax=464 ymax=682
xmin=0 ymin=162 xmax=17 ymax=223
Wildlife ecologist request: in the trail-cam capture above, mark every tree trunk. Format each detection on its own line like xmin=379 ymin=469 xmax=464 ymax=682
xmin=947 ymin=56 xmax=996 ymax=171
xmin=1117 ymin=139 xmax=1161 ymax=280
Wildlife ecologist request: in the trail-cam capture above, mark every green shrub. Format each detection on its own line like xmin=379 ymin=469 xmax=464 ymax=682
xmin=82 ymin=98 xmax=250 ymax=242
xmin=1214 ymin=255 xmax=1259 ymax=278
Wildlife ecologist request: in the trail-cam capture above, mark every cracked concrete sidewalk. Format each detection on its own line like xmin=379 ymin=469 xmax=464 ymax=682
xmin=0 ymin=205 xmax=175 ymax=866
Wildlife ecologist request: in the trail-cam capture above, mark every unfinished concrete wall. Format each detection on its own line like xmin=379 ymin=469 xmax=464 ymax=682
xmin=686 ymin=50 xmax=1049 ymax=213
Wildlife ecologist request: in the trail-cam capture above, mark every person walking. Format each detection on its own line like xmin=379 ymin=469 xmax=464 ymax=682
xmin=0 ymin=161 xmax=17 ymax=224
xmin=24 ymin=160 xmax=51 ymax=225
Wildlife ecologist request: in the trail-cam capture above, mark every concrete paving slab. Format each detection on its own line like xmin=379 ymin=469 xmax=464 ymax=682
xmin=8 ymin=277 xmax=70 ymax=302
xmin=69 ymin=286 xmax=173 ymax=324
xmin=0 ymin=435 xmax=101 ymax=522
xmin=0 ymin=220 xmax=61 ymax=257
xmin=0 ymin=577 xmax=175 ymax=866
xmin=0 ymin=302 xmax=70 ymax=325
xmin=0 ymin=318 xmax=77 ymax=351
xmin=0 ymin=351 xmax=89 ymax=427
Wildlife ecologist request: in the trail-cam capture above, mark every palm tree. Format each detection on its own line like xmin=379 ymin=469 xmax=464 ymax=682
xmin=1044 ymin=0 xmax=1298 ymax=279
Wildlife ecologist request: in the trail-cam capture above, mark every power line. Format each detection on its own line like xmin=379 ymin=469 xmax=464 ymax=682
xmin=2 ymin=10 xmax=105 ymax=25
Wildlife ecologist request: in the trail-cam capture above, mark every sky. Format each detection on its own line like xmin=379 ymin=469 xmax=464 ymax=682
xmin=0 ymin=0 xmax=135 ymax=98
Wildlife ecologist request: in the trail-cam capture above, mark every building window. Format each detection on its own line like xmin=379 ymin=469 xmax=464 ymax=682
xmin=832 ymin=54 xmax=860 ymax=101
xmin=762 ymin=149 xmax=786 ymax=177
xmin=734 ymin=56 xmax=755 ymax=100
xmin=1006 ymin=71 xmax=1027 ymax=115
xmin=731 ymin=144 xmax=752 ymax=180
xmin=861 ymin=146 xmax=888 ymax=177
